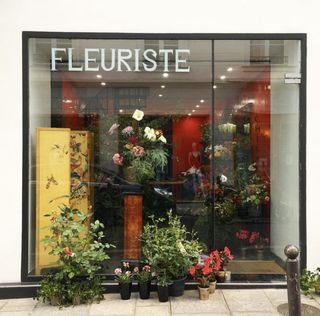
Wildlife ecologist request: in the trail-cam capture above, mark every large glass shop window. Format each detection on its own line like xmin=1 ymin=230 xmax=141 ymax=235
xmin=27 ymin=37 xmax=301 ymax=281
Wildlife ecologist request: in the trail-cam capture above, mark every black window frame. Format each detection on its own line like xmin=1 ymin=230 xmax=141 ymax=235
xmin=22 ymin=32 xmax=307 ymax=285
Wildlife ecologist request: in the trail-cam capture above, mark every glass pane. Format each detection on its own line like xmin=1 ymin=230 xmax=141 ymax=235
xmin=213 ymin=40 xmax=300 ymax=281
xmin=27 ymin=38 xmax=212 ymax=276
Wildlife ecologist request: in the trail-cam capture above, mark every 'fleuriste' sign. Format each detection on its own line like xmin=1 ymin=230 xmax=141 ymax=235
xmin=51 ymin=48 xmax=191 ymax=73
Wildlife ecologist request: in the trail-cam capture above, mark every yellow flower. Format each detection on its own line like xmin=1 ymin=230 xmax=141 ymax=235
xmin=124 ymin=143 xmax=133 ymax=150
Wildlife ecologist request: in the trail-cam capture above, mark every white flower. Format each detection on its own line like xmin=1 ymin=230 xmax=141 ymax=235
xmin=159 ymin=135 xmax=167 ymax=143
xmin=177 ymin=241 xmax=187 ymax=256
xmin=144 ymin=127 xmax=156 ymax=141
xmin=108 ymin=123 xmax=119 ymax=135
xmin=220 ymin=174 xmax=228 ymax=183
xmin=132 ymin=109 xmax=144 ymax=121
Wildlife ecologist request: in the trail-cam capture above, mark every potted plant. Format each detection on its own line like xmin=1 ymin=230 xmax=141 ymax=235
xmin=114 ymin=262 xmax=133 ymax=300
xmin=189 ymin=261 xmax=212 ymax=300
xmin=235 ymin=229 xmax=250 ymax=258
xmin=248 ymin=231 xmax=269 ymax=260
xmin=157 ymin=274 xmax=171 ymax=302
xmin=134 ymin=265 xmax=152 ymax=299
xmin=301 ymin=268 xmax=320 ymax=296
xmin=215 ymin=247 xmax=234 ymax=282
xmin=203 ymin=251 xmax=222 ymax=293
xmin=36 ymin=206 xmax=114 ymax=306
xmin=237 ymin=163 xmax=270 ymax=217
xmin=140 ymin=210 xmax=203 ymax=297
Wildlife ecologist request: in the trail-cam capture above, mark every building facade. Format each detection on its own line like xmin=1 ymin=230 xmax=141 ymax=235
xmin=0 ymin=0 xmax=319 ymax=296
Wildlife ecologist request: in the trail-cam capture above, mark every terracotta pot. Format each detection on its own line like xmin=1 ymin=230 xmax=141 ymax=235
xmin=198 ymin=286 xmax=210 ymax=300
xmin=72 ymin=295 xmax=81 ymax=305
xmin=50 ymin=296 xmax=59 ymax=306
xmin=209 ymin=280 xmax=217 ymax=294
xmin=216 ymin=270 xmax=226 ymax=283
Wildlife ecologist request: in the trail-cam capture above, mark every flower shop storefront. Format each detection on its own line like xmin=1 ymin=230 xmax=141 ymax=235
xmin=22 ymin=32 xmax=306 ymax=287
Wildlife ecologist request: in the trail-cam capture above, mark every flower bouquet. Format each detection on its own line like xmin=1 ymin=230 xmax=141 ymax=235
xmin=248 ymin=231 xmax=270 ymax=260
xmin=111 ymin=109 xmax=168 ymax=183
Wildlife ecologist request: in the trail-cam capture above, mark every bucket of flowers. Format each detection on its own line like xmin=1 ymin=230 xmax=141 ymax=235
xmin=134 ymin=264 xmax=152 ymax=300
xmin=237 ymin=163 xmax=270 ymax=217
xmin=249 ymin=231 xmax=270 ymax=260
xmin=235 ymin=229 xmax=251 ymax=258
xmin=114 ymin=262 xmax=134 ymax=300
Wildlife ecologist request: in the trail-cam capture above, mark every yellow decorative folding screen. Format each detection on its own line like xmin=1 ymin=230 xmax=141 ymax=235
xmin=35 ymin=128 xmax=93 ymax=274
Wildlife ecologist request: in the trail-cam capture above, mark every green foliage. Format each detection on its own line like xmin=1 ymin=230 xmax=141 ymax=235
xmin=135 ymin=265 xmax=152 ymax=283
xmin=301 ymin=268 xmax=320 ymax=296
xmin=36 ymin=206 xmax=115 ymax=306
xmin=131 ymin=158 xmax=155 ymax=183
xmin=157 ymin=273 xmax=172 ymax=286
xmin=214 ymin=199 xmax=236 ymax=223
xmin=140 ymin=210 xmax=203 ymax=279
xmin=145 ymin=148 xmax=168 ymax=169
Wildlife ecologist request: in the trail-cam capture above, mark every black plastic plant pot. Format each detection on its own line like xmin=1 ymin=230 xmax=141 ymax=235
xmin=138 ymin=281 xmax=151 ymax=299
xmin=157 ymin=285 xmax=169 ymax=302
xmin=169 ymin=277 xmax=186 ymax=297
xmin=119 ymin=282 xmax=132 ymax=300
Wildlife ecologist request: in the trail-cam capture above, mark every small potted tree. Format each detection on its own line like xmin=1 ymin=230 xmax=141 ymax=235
xmin=36 ymin=206 xmax=114 ymax=306
xmin=140 ymin=210 xmax=203 ymax=297
xmin=114 ymin=262 xmax=133 ymax=300
xmin=134 ymin=265 xmax=152 ymax=299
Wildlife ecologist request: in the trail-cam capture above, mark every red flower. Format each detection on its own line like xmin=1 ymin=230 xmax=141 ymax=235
xmin=63 ymin=247 xmax=73 ymax=256
xmin=202 ymin=265 xmax=213 ymax=276
xmin=249 ymin=231 xmax=260 ymax=244
xmin=223 ymin=246 xmax=234 ymax=261
xmin=130 ymin=136 xmax=138 ymax=146
xmin=236 ymin=229 xmax=250 ymax=240
xmin=189 ymin=266 xmax=196 ymax=276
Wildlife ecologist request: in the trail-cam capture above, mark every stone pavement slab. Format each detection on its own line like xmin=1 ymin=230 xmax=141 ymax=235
xmin=0 ymin=289 xmax=320 ymax=316
xmin=222 ymin=289 xmax=277 ymax=313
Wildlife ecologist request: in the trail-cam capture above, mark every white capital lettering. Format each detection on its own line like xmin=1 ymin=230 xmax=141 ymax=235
xmin=84 ymin=48 xmax=100 ymax=71
xmin=143 ymin=49 xmax=157 ymax=72
xmin=134 ymin=49 xmax=141 ymax=72
xmin=117 ymin=49 xmax=132 ymax=71
xmin=159 ymin=49 xmax=173 ymax=72
xmin=68 ymin=48 xmax=83 ymax=71
xmin=175 ymin=49 xmax=190 ymax=73
xmin=51 ymin=48 xmax=66 ymax=71
xmin=101 ymin=48 xmax=116 ymax=71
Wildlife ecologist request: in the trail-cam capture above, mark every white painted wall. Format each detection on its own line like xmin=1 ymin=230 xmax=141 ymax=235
xmin=0 ymin=0 xmax=319 ymax=283
xmin=270 ymin=41 xmax=300 ymax=259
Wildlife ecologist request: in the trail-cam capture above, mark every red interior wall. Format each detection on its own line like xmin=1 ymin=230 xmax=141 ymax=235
xmin=242 ymin=70 xmax=270 ymax=183
xmin=62 ymin=79 xmax=84 ymax=129
xmin=172 ymin=116 xmax=209 ymax=178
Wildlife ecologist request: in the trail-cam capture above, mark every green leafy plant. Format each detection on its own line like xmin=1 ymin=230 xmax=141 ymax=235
xmin=140 ymin=210 xmax=203 ymax=280
xmin=301 ymin=268 xmax=320 ymax=296
xmin=214 ymin=199 xmax=236 ymax=222
xmin=36 ymin=206 xmax=115 ymax=306
xmin=157 ymin=273 xmax=172 ymax=286
xmin=134 ymin=265 xmax=152 ymax=283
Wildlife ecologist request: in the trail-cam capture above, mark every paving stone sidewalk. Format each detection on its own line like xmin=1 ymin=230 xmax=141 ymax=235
xmin=1 ymin=289 xmax=320 ymax=316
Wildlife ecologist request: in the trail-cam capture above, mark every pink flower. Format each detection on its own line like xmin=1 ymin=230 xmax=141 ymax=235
xmin=265 ymin=196 xmax=270 ymax=202
xmin=113 ymin=153 xmax=123 ymax=165
xmin=132 ymin=146 xmax=145 ymax=157
xmin=114 ymin=268 xmax=122 ymax=276
xmin=133 ymin=267 xmax=139 ymax=273
xmin=249 ymin=232 xmax=260 ymax=244
xmin=123 ymin=262 xmax=130 ymax=268
xmin=122 ymin=126 xmax=134 ymax=135
xmin=125 ymin=271 xmax=131 ymax=276
xmin=142 ymin=265 xmax=151 ymax=272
